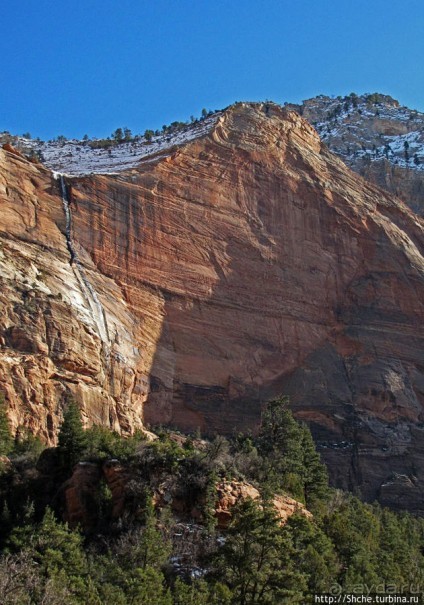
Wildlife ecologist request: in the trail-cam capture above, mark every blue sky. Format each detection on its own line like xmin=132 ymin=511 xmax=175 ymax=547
xmin=1 ymin=0 xmax=423 ymax=140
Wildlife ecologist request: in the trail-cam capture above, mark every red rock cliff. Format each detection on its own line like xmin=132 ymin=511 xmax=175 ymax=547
xmin=0 ymin=147 xmax=144 ymax=439
xmin=1 ymin=103 xmax=423 ymax=511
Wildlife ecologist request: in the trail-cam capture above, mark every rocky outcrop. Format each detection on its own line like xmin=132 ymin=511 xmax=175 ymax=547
xmin=61 ymin=462 xmax=101 ymax=528
xmin=59 ymin=463 xmax=310 ymax=530
xmin=1 ymin=102 xmax=424 ymax=511
xmin=290 ymin=94 xmax=424 ymax=215
xmin=359 ymin=160 xmax=424 ymax=215
xmin=215 ymin=480 xmax=311 ymax=528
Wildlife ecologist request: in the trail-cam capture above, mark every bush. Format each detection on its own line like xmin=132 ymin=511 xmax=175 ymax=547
xmin=84 ymin=425 xmax=145 ymax=462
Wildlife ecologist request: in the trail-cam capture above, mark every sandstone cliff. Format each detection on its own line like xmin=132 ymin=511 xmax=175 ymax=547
xmin=0 ymin=148 xmax=145 ymax=440
xmin=1 ymin=103 xmax=424 ymax=511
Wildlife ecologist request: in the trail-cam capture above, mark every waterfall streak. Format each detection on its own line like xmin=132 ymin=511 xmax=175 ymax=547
xmin=58 ymin=174 xmax=110 ymax=345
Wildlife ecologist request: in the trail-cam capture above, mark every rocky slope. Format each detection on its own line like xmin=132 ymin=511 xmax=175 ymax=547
xmin=58 ymin=462 xmax=310 ymax=531
xmin=288 ymin=93 xmax=424 ymax=214
xmin=1 ymin=102 xmax=424 ymax=511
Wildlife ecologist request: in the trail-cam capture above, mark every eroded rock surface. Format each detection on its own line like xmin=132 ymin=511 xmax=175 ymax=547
xmin=215 ymin=479 xmax=311 ymax=528
xmin=1 ymin=103 xmax=424 ymax=511
xmin=290 ymin=94 xmax=424 ymax=215
xmin=0 ymin=148 xmax=145 ymax=441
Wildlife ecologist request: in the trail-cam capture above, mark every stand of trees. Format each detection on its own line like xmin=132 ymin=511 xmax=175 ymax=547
xmin=0 ymin=396 xmax=423 ymax=604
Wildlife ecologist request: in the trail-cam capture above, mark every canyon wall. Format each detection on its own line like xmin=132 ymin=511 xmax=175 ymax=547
xmin=0 ymin=149 xmax=145 ymax=440
xmin=1 ymin=103 xmax=423 ymax=510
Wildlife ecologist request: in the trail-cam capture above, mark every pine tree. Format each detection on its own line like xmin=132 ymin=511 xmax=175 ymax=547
xmin=213 ymin=498 xmax=306 ymax=604
xmin=300 ymin=424 xmax=329 ymax=509
xmin=137 ymin=497 xmax=171 ymax=570
xmin=173 ymin=578 xmax=211 ymax=605
xmin=257 ymin=397 xmax=304 ymax=497
xmin=144 ymin=129 xmax=154 ymax=142
xmin=258 ymin=398 xmax=302 ymax=466
xmin=285 ymin=514 xmax=338 ymax=594
xmin=123 ymin=127 xmax=132 ymax=142
xmin=404 ymin=140 xmax=410 ymax=163
xmin=57 ymin=401 xmax=87 ymax=471
xmin=112 ymin=127 xmax=124 ymax=143
xmin=112 ymin=495 xmax=171 ymax=573
xmin=324 ymin=496 xmax=381 ymax=589
xmin=9 ymin=507 xmax=86 ymax=573
xmin=125 ymin=566 xmax=172 ymax=605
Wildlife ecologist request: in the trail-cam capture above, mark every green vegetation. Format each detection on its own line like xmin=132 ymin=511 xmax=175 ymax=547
xmin=0 ymin=393 xmax=13 ymax=456
xmin=0 ymin=397 xmax=423 ymax=603
xmin=144 ymin=129 xmax=154 ymax=142
xmin=83 ymin=106 xmax=215 ymax=151
xmin=212 ymin=498 xmax=305 ymax=603
xmin=57 ymin=401 xmax=88 ymax=471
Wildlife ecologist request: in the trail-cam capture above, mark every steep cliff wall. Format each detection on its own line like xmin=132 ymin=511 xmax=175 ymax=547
xmin=0 ymin=148 xmax=145 ymax=440
xmin=1 ymin=103 xmax=424 ymax=511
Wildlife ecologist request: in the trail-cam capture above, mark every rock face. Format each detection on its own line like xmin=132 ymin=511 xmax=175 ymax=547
xmin=1 ymin=102 xmax=424 ymax=511
xmin=0 ymin=148 xmax=145 ymax=441
xmin=289 ymin=94 xmax=424 ymax=215
xmin=215 ymin=480 xmax=311 ymax=528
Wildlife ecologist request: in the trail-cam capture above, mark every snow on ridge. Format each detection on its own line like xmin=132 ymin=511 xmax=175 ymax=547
xmin=34 ymin=114 xmax=221 ymax=177
xmin=6 ymin=96 xmax=424 ymax=177
xmin=310 ymin=97 xmax=424 ymax=172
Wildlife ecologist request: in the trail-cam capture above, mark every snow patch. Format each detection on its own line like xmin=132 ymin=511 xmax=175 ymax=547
xmin=35 ymin=114 xmax=220 ymax=176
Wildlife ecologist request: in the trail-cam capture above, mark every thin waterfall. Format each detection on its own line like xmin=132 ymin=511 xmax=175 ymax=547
xmin=59 ymin=174 xmax=77 ymax=263
xmin=56 ymin=173 xmax=111 ymax=346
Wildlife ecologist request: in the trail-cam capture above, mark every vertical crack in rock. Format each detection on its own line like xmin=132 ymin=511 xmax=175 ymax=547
xmin=56 ymin=173 xmax=111 ymax=348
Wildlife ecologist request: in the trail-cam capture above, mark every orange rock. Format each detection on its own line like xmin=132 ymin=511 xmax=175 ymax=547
xmin=2 ymin=143 xmax=22 ymax=158
xmin=0 ymin=148 xmax=145 ymax=442
xmin=61 ymin=462 xmax=101 ymax=529
xmin=102 ymin=460 xmax=131 ymax=518
xmin=214 ymin=479 xmax=311 ymax=528
xmin=1 ymin=103 xmax=423 ymax=511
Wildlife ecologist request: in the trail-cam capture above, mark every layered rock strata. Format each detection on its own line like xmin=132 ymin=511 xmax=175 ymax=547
xmin=0 ymin=148 xmax=144 ymax=440
xmin=1 ymin=103 xmax=424 ymax=511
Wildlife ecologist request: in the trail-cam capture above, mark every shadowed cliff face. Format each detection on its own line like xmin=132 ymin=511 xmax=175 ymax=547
xmin=1 ymin=103 xmax=424 ymax=511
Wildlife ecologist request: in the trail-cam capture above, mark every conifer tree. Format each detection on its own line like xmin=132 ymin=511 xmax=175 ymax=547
xmin=57 ymin=401 xmax=87 ymax=471
xmin=300 ymin=424 xmax=329 ymax=509
xmin=213 ymin=498 xmax=305 ymax=604
xmin=257 ymin=397 xmax=304 ymax=497
xmin=8 ymin=506 xmax=88 ymax=601
xmin=137 ymin=496 xmax=171 ymax=570
xmin=284 ymin=514 xmax=338 ymax=593
xmin=113 ymin=495 xmax=172 ymax=573
xmin=125 ymin=566 xmax=172 ymax=605
xmin=173 ymin=578 xmax=213 ymax=604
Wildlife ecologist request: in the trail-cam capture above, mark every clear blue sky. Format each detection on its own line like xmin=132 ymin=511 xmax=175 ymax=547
xmin=1 ymin=0 xmax=423 ymax=140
